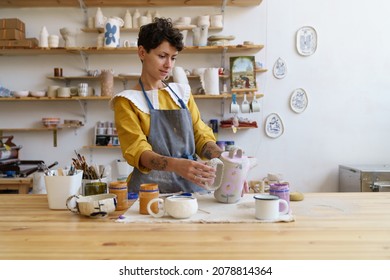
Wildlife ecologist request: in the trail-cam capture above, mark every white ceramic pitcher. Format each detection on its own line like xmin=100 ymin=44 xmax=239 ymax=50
xmin=192 ymin=25 xmax=208 ymax=46
xmin=104 ymin=17 xmax=124 ymax=48
xmin=208 ymin=148 xmax=257 ymax=204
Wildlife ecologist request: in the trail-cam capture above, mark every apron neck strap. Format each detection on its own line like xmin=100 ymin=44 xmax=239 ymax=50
xmin=162 ymin=81 xmax=187 ymax=110
xmin=139 ymin=78 xmax=155 ymax=110
xmin=139 ymin=78 xmax=187 ymax=110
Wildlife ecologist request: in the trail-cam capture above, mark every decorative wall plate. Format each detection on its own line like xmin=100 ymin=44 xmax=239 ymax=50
xmin=290 ymin=88 xmax=308 ymax=113
xmin=296 ymin=26 xmax=317 ymax=56
xmin=273 ymin=57 xmax=287 ymax=79
xmin=265 ymin=113 xmax=284 ymax=138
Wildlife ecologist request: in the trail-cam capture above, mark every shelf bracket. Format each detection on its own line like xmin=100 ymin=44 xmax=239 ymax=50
xmin=77 ymin=100 xmax=88 ymax=124
xmin=221 ymin=0 xmax=228 ymax=14
xmin=52 ymin=129 xmax=58 ymax=147
xmin=78 ymin=0 xmax=88 ymax=27
xmin=79 ymin=51 xmax=90 ymax=73
xmin=221 ymin=96 xmax=226 ymax=118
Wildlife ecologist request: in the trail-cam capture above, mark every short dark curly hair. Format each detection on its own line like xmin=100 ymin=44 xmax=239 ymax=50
xmin=137 ymin=17 xmax=184 ymax=52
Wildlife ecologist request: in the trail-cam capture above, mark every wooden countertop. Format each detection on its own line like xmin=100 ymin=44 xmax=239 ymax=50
xmin=1 ymin=192 xmax=389 ymax=260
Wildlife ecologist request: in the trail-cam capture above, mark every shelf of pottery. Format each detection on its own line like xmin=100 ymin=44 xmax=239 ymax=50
xmin=90 ymin=121 xmax=120 ymax=149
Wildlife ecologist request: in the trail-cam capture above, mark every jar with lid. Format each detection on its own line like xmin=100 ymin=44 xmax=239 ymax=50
xmin=139 ymin=183 xmax=159 ymax=215
xmin=109 ymin=181 xmax=128 ymax=211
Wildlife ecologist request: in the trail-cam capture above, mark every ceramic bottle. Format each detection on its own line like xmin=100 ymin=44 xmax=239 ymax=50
xmin=39 ymin=26 xmax=49 ymax=48
xmin=124 ymin=9 xmax=132 ymax=28
xmin=145 ymin=10 xmax=152 ymax=24
xmin=132 ymin=9 xmax=140 ymax=28
xmin=95 ymin=7 xmax=105 ymax=28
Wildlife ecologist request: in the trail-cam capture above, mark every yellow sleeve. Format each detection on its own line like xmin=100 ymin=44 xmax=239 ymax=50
xmin=187 ymin=94 xmax=216 ymax=158
xmin=113 ymin=96 xmax=152 ymax=173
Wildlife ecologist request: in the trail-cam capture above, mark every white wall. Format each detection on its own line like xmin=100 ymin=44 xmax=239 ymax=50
xmin=1 ymin=0 xmax=389 ymax=192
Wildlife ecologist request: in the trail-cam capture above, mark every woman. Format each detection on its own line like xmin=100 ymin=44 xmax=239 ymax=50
xmin=111 ymin=18 xmax=223 ymax=193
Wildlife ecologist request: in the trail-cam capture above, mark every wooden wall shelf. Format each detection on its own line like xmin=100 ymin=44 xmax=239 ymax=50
xmin=0 ymin=0 xmax=263 ymax=8
xmin=82 ymin=145 xmax=121 ymax=149
xmin=0 ymin=93 xmax=263 ymax=101
xmin=0 ymin=45 xmax=264 ymax=56
xmin=0 ymin=126 xmax=82 ymax=147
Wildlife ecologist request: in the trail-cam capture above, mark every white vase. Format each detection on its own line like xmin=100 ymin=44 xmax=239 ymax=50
xmin=132 ymin=9 xmax=140 ymax=28
xmin=124 ymin=9 xmax=132 ymax=28
xmin=104 ymin=17 xmax=124 ymax=48
xmin=145 ymin=10 xmax=152 ymax=24
xmin=39 ymin=26 xmax=49 ymax=48
xmin=95 ymin=7 xmax=106 ymax=29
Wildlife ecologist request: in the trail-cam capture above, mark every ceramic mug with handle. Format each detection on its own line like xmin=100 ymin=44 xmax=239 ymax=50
xmin=66 ymin=193 xmax=117 ymax=218
xmin=147 ymin=195 xmax=198 ymax=219
xmin=254 ymin=194 xmax=288 ymax=220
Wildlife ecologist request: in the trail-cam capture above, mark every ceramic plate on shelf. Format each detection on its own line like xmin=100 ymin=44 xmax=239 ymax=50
xmin=265 ymin=113 xmax=284 ymax=138
xmin=290 ymin=88 xmax=308 ymax=113
xmin=273 ymin=57 xmax=287 ymax=79
xmin=296 ymin=26 xmax=317 ymax=56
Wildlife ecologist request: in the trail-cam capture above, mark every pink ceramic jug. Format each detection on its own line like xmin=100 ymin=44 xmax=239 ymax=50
xmin=212 ymin=148 xmax=256 ymax=204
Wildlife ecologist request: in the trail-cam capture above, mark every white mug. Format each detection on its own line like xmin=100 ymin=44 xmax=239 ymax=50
xmin=241 ymin=94 xmax=250 ymax=113
xmin=147 ymin=195 xmax=198 ymax=219
xmin=57 ymin=87 xmax=71 ymax=98
xmin=48 ymin=35 xmax=59 ymax=48
xmin=66 ymin=193 xmax=117 ymax=218
xmin=78 ymin=83 xmax=88 ymax=97
xmin=254 ymin=194 xmax=289 ymax=220
xmin=251 ymin=95 xmax=261 ymax=112
xmin=47 ymin=85 xmax=60 ymax=97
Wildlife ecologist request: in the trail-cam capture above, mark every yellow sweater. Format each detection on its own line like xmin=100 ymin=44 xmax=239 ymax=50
xmin=112 ymin=87 xmax=215 ymax=174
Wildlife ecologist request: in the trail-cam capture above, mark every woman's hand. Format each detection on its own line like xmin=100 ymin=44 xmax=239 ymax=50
xmin=172 ymin=158 xmax=216 ymax=189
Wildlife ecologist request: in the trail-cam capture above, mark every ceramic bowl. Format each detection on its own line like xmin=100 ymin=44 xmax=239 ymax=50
xmin=30 ymin=90 xmax=46 ymax=97
xmin=12 ymin=90 xmax=29 ymax=97
xmin=42 ymin=117 xmax=61 ymax=127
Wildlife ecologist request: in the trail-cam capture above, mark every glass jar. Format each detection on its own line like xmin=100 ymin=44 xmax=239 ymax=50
xmin=109 ymin=181 xmax=128 ymax=211
xmin=83 ymin=181 xmax=107 ymax=196
xmin=269 ymin=182 xmax=290 ymax=213
xmin=139 ymin=183 xmax=159 ymax=215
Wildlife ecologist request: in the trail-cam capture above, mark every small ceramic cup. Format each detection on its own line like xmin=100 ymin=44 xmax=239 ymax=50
xmin=147 ymin=195 xmax=198 ymax=219
xmin=254 ymin=194 xmax=289 ymax=220
xmin=57 ymin=87 xmax=71 ymax=98
xmin=66 ymin=193 xmax=117 ymax=218
xmin=48 ymin=35 xmax=59 ymax=48
xmin=47 ymin=85 xmax=60 ymax=97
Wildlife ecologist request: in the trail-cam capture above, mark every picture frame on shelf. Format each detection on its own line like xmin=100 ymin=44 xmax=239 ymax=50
xmin=229 ymin=56 xmax=257 ymax=91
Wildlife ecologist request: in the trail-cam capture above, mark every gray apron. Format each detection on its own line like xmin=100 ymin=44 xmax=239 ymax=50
xmin=128 ymin=80 xmax=203 ymax=193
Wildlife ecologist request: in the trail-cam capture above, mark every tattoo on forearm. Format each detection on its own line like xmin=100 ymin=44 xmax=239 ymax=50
xmin=150 ymin=156 xmax=168 ymax=170
xmin=202 ymin=143 xmax=223 ymax=159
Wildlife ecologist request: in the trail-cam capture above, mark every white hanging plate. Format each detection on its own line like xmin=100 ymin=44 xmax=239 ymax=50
xmin=273 ymin=57 xmax=287 ymax=79
xmin=290 ymin=88 xmax=308 ymax=113
xmin=296 ymin=26 xmax=317 ymax=56
xmin=265 ymin=113 xmax=284 ymax=138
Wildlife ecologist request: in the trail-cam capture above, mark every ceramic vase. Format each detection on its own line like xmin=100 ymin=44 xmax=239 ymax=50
xmin=100 ymin=69 xmax=114 ymax=96
xmin=104 ymin=17 xmax=124 ymax=48
xmin=39 ymin=26 xmax=49 ymax=48
xmin=124 ymin=9 xmax=132 ymax=28
xmin=95 ymin=7 xmax=106 ymax=28
xmin=132 ymin=9 xmax=140 ymax=28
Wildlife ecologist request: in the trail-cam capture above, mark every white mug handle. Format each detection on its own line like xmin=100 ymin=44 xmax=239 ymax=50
xmin=66 ymin=195 xmax=79 ymax=213
xmin=278 ymin=199 xmax=289 ymax=215
xmin=147 ymin=198 xmax=164 ymax=218
xmin=123 ymin=40 xmax=130 ymax=48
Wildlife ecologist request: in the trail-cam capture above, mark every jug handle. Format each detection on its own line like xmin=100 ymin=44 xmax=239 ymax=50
xmin=205 ymin=158 xmax=224 ymax=189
